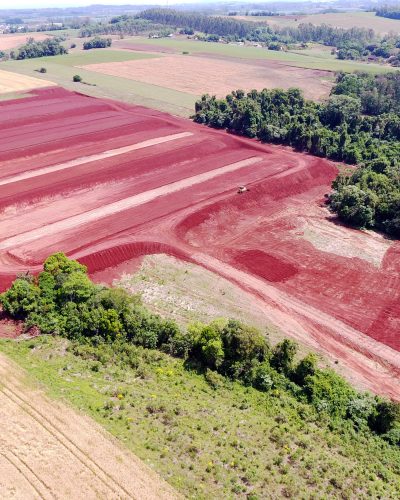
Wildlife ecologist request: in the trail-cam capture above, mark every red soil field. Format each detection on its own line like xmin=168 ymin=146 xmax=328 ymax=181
xmin=0 ymin=87 xmax=399 ymax=399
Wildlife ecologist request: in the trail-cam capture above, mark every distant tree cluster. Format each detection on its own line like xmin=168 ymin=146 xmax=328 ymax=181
xmin=10 ymin=37 xmax=67 ymax=60
xmin=79 ymin=18 xmax=161 ymax=38
xmin=1 ymin=252 xmax=399 ymax=443
xmin=376 ymin=6 xmax=400 ymax=20
xmin=194 ymin=72 xmax=400 ymax=235
xmin=82 ymin=37 xmax=112 ymax=50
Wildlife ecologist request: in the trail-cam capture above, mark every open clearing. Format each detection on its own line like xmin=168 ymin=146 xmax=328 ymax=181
xmin=82 ymin=54 xmax=333 ymax=100
xmin=238 ymin=11 xmax=400 ymax=35
xmin=0 ymin=349 xmax=177 ymax=499
xmin=0 ymin=87 xmax=399 ymax=400
xmin=0 ymin=69 xmax=56 ymax=94
xmin=0 ymin=33 xmax=51 ymax=51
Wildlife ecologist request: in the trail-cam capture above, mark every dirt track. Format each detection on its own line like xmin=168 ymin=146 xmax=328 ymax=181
xmin=0 ymin=352 xmax=178 ymax=499
xmin=0 ymin=87 xmax=399 ymax=400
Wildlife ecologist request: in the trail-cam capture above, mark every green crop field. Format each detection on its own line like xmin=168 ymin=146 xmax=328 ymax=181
xmin=1 ymin=49 xmax=196 ymax=116
xmin=129 ymin=36 xmax=393 ymax=74
xmin=41 ymin=49 xmax=157 ymax=66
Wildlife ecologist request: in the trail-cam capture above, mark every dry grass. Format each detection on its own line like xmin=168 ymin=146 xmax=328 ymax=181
xmin=0 ymin=69 xmax=56 ymax=94
xmin=0 ymin=33 xmax=51 ymax=51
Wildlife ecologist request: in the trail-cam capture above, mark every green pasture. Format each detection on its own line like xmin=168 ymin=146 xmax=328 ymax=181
xmin=1 ymin=49 xmax=196 ymax=116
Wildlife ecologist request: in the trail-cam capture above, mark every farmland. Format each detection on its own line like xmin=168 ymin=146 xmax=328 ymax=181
xmin=0 ymin=49 xmax=196 ymax=116
xmin=117 ymin=36 xmax=392 ymax=74
xmin=0 ymin=349 xmax=176 ymax=499
xmin=82 ymin=53 xmax=332 ymax=100
xmin=0 ymin=32 xmax=51 ymax=50
xmin=0 ymin=87 xmax=399 ymax=401
xmin=238 ymin=11 xmax=400 ymax=35
xmin=0 ymin=69 xmax=56 ymax=94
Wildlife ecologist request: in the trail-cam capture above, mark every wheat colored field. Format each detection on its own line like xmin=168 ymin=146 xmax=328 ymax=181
xmin=81 ymin=53 xmax=333 ymax=100
xmin=0 ymin=33 xmax=50 ymax=50
xmin=0 ymin=69 xmax=56 ymax=94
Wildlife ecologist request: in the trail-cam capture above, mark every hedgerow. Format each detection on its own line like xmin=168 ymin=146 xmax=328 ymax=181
xmin=1 ymin=252 xmax=399 ymax=445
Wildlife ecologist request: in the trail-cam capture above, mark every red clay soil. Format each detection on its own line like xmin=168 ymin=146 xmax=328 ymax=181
xmin=0 ymin=87 xmax=399 ymax=399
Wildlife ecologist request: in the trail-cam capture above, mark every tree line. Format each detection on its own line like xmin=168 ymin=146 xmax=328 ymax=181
xmin=79 ymin=17 xmax=163 ymax=38
xmin=139 ymin=9 xmax=400 ymax=65
xmin=193 ymin=73 xmax=400 ymax=236
xmin=1 ymin=252 xmax=399 ymax=444
xmin=376 ymin=6 xmax=400 ymax=20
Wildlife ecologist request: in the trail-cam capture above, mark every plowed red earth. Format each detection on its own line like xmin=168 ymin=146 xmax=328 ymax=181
xmin=1 ymin=87 xmax=399 ymax=399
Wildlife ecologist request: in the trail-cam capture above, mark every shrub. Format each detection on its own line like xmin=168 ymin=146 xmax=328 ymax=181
xmin=73 ymin=74 xmax=82 ymax=82
xmin=304 ymin=369 xmax=356 ymax=419
xmin=370 ymin=400 xmax=400 ymax=434
xmin=39 ymin=67 xmax=47 ymax=73
xmin=270 ymin=339 xmax=297 ymax=375
xmin=0 ymin=278 xmax=40 ymax=319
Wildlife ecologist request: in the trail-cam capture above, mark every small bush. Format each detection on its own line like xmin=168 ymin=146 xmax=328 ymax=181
xmin=73 ymin=74 xmax=82 ymax=82
xmin=39 ymin=67 xmax=47 ymax=73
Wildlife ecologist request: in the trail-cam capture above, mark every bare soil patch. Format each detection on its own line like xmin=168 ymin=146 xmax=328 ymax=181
xmin=0 ymin=351 xmax=178 ymax=499
xmin=81 ymin=54 xmax=332 ymax=100
xmin=1 ymin=87 xmax=399 ymax=401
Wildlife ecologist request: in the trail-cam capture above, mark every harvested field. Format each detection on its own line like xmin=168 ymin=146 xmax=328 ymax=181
xmin=0 ymin=69 xmax=56 ymax=94
xmin=0 ymin=349 xmax=177 ymax=499
xmin=0 ymin=33 xmax=51 ymax=51
xmin=234 ymin=12 xmax=400 ymax=35
xmin=1 ymin=87 xmax=399 ymax=400
xmin=81 ymin=54 xmax=333 ymax=100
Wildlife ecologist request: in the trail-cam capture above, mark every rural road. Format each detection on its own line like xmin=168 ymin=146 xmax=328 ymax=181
xmin=0 ymin=352 xmax=178 ymax=500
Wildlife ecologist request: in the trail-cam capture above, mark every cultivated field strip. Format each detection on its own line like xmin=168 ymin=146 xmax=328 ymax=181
xmin=0 ymin=156 xmax=262 ymax=250
xmin=0 ymin=353 xmax=178 ymax=500
xmin=1 ymin=387 xmax=132 ymax=498
xmin=0 ymin=450 xmax=55 ymax=500
xmin=0 ymin=132 xmax=193 ymax=186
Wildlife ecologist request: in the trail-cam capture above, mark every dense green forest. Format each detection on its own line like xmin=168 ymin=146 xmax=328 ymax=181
xmin=79 ymin=17 xmax=163 ymax=37
xmin=1 ymin=252 xmax=399 ymax=447
xmin=194 ymin=72 xmax=400 ymax=235
xmin=10 ymin=37 xmax=67 ymax=60
xmin=376 ymin=6 xmax=400 ymax=20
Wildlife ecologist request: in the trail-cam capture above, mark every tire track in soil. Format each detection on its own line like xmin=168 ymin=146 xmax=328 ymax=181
xmin=0 ymin=353 xmax=178 ymax=500
xmin=1 ymin=386 xmax=132 ymax=499
xmin=0 ymin=132 xmax=193 ymax=187
xmin=0 ymin=156 xmax=262 ymax=250
xmin=0 ymin=451 xmax=55 ymax=500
